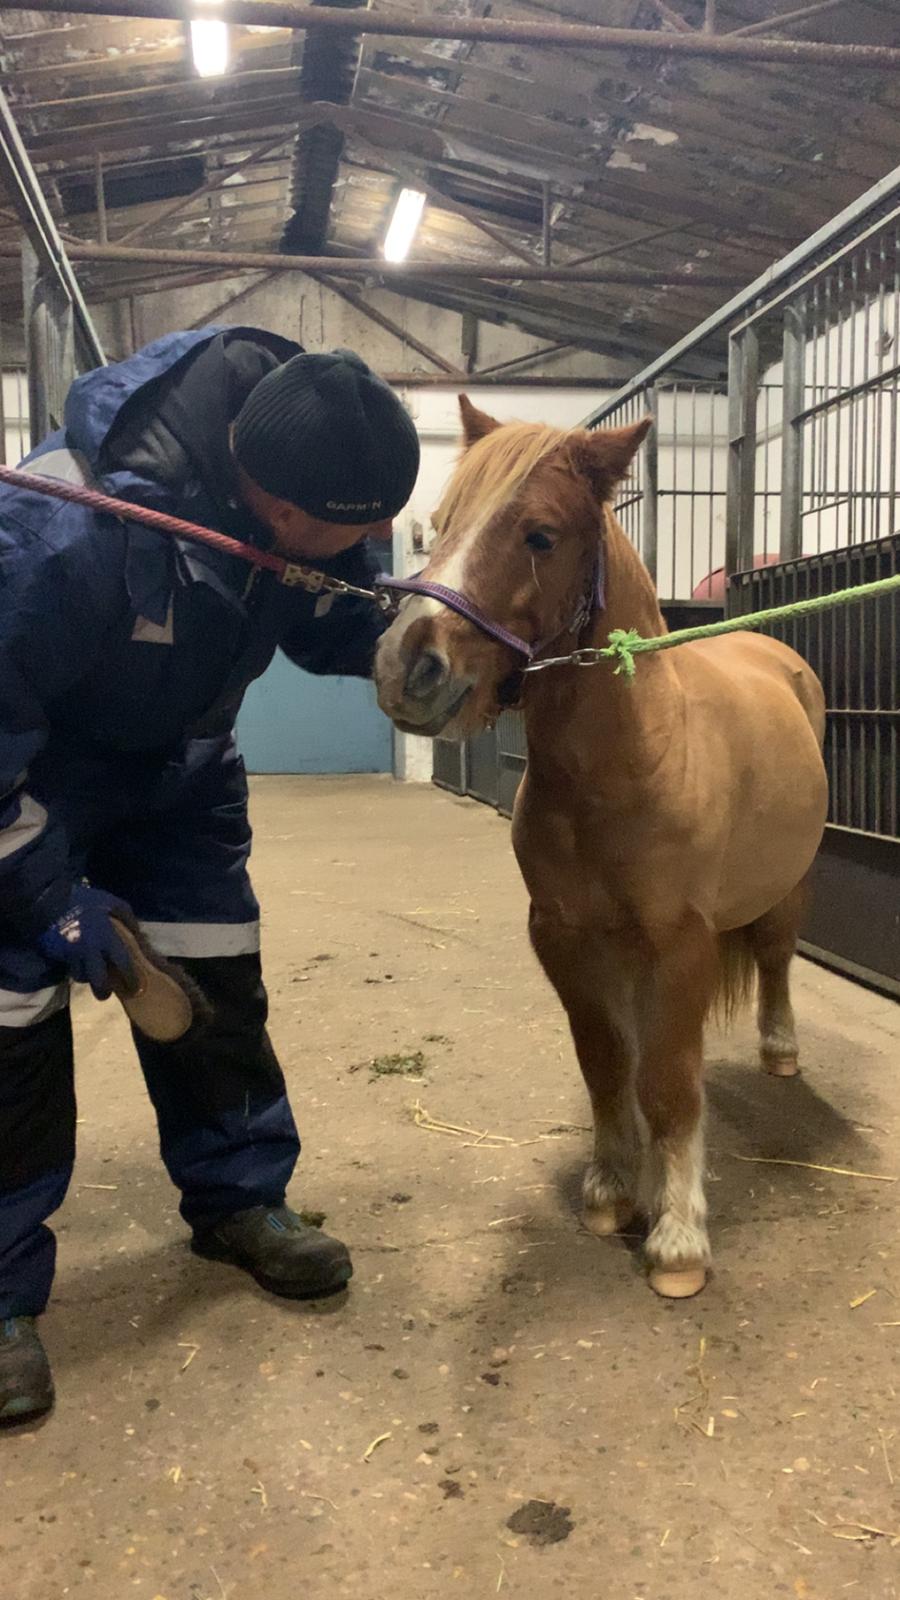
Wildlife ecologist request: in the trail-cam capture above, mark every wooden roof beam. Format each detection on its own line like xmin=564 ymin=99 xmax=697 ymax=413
xmin=0 ymin=236 xmax=746 ymax=287
xmin=729 ymin=0 xmax=849 ymax=39
xmin=16 ymin=2 xmax=900 ymax=70
xmin=23 ymin=65 xmax=300 ymax=114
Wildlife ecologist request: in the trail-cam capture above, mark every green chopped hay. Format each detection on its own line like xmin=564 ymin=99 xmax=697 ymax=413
xmin=370 ymin=1050 xmax=428 ymax=1079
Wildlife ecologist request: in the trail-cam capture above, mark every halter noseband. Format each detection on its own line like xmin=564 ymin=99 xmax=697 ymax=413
xmin=376 ymin=543 xmax=605 ymax=664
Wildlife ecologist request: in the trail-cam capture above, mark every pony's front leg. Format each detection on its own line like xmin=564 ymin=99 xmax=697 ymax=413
xmin=637 ymin=921 xmax=718 ymax=1299
xmin=530 ymin=914 xmax=639 ymax=1236
xmin=576 ymin=1013 xmax=640 ymax=1238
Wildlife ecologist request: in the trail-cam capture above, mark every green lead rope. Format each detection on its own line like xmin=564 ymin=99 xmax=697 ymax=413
xmin=598 ymin=570 xmax=900 ymax=678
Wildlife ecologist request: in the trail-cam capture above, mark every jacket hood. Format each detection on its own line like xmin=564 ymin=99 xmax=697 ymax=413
xmin=64 ymin=326 xmax=298 ymax=469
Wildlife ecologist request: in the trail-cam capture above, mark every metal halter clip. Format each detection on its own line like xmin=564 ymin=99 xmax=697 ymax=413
xmin=524 ymin=644 xmax=607 ymax=674
xmin=281 ymin=564 xmax=380 ymax=602
xmin=282 ymin=564 xmax=327 ymax=593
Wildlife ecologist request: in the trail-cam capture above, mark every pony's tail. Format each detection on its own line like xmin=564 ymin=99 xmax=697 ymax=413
xmin=712 ymin=927 xmax=757 ymax=1025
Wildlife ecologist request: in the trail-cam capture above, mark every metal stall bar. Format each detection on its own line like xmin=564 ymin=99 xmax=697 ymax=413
xmin=725 ymin=323 xmax=759 ymax=584
xmin=723 ymin=204 xmax=899 ymax=992
xmin=583 ymin=167 xmax=900 ymax=427
xmin=643 ymin=385 xmax=660 ymax=585
xmin=0 ymin=88 xmax=105 ymax=444
xmin=0 ymin=89 xmax=104 ymax=374
xmin=791 ymin=360 xmax=900 ymax=426
xmin=21 ymin=239 xmax=75 ymax=443
xmin=729 ymin=534 xmax=899 ymax=996
xmin=432 ymin=737 xmax=467 ymax=797
xmin=780 ymin=299 xmax=806 ymax=560
xmin=727 ymin=201 xmax=900 ymax=344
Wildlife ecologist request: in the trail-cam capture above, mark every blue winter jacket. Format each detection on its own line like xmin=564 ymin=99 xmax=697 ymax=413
xmin=0 ymin=326 xmax=389 ymax=937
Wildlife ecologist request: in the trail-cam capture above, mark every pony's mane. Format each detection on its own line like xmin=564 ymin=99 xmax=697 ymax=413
xmin=434 ymin=421 xmax=567 ymax=541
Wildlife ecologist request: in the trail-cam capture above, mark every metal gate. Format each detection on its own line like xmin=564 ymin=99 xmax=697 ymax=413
xmin=434 ymin=168 xmax=900 ymax=996
xmin=731 ymin=536 xmax=898 ymax=992
xmin=722 ymin=192 xmax=899 ymax=994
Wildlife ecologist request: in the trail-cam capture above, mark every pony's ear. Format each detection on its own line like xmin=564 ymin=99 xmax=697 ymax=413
xmin=570 ymin=417 xmax=653 ymax=501
xmin=459 ymin=394 xmax=501 ymax=447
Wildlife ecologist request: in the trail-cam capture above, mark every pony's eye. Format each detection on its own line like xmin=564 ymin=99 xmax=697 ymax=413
xmin=524 ymin=528 xmax=556 ymax=553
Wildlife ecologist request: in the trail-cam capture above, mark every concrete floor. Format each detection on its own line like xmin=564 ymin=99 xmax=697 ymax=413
xmin=3 ymin=776 xmax=899 ymax=1600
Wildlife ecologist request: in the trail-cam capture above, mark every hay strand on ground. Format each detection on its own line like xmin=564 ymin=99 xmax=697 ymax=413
xmin=362 ymin=1432 xmax=392 ymax=1463
xmin=411 ymin=1101 xmax=590 ymax=1149
xmin=729 ymin=1154 xmax=898 ymax=1182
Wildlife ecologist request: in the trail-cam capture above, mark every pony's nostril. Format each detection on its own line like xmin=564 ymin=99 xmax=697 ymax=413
xmin=405 ymin=647 xmax=449 ymax=701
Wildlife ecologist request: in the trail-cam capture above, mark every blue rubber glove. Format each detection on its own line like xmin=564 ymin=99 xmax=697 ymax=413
xmin=37 ymin=885 xmax=135 ymax=1001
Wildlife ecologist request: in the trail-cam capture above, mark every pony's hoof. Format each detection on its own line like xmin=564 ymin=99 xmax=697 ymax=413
xmin=648 ymin=1264 xmax=708 ymax=1299
xmin=583 ymin=1200 xmax=635 ymax=1237
xmin=762 ymin=1054 xmax=800 ymax=1078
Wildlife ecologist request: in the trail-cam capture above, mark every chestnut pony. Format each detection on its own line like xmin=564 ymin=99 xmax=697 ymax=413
xmin=375 ymin=399 xmax=827 ymax=1298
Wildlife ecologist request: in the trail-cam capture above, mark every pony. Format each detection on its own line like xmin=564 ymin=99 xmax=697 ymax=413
xmin=375 ymin=398 xmax=827 ymax=1298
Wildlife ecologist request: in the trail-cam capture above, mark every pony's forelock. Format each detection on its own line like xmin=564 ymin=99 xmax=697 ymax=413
xmin=434 ymin=421 xmax=567 ymax=544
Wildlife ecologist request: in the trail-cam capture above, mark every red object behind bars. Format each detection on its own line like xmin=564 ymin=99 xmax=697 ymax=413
xmin=692 ymin=551 xmax=780 ymax=603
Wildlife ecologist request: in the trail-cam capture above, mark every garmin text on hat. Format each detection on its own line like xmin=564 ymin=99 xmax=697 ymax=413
xmin=326 ymin=498 xmax=383 ymax=513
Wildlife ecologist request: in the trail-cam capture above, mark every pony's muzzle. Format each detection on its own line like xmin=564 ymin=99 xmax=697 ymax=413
xmin=375 ymin=612 xmax=476 ymax=735
xmin=379 ymin=644 xmax=472 ymax=735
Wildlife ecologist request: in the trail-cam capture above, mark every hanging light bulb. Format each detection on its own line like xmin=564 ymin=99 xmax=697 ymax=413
xmin=383 ymin=188 xmax=427 ymax=264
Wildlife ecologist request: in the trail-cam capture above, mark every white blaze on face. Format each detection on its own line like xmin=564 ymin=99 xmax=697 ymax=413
xmin=375 ymin=519 xmax=484 ymax=723
xmin=396 ymin=528 xmax=475 ymax=632
xmin=403 ymin=420 xmax=564 ymax=635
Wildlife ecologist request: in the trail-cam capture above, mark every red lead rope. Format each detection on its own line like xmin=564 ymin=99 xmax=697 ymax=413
xmin=0 ymin=461 xmax=395 ymax=604
xmin=0 ymin=461 xmax=394 ymax=612
xmin=0 ymin=461 xmax=292 ymax=577
xmin=0 ymin=461 xmax=613 ymax=663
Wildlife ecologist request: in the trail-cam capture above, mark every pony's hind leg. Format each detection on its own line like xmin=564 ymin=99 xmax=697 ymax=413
xmin=636 ymin=918 xmax=718 ymax=1299
xmin=529 ymin=915 xmax=639 ymax=1236
xmin=748 ymin=880 xmax=807 ymax=1078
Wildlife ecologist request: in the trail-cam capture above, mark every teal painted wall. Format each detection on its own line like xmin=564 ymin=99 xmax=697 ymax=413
xmin=236 ymin=651 xmax=392 ymax=774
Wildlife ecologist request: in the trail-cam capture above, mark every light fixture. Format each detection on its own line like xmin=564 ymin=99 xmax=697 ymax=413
xmin=383 ymin=187 xmax=426 ymax=264
xmin=190 ymin=2 xmax=229 ymax=79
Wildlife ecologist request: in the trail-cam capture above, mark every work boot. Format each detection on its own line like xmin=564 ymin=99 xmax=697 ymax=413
xmin=191 ymin=1205 xmax=352 ymax=1299
xmin=0 ymin=1317 xmax=54 ymax=1425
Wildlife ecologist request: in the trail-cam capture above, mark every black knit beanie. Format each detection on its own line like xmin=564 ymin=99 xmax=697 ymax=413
xmin=233 ymin=348 xmax=419 ymax=522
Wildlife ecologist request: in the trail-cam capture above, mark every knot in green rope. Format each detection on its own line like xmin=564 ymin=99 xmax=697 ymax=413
xmin=602 ymin=627 xmax=644 ymax=678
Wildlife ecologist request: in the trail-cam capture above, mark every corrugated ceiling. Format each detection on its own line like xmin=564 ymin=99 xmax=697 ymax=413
xmin=0 ymin=0 xmax=897 ymax=367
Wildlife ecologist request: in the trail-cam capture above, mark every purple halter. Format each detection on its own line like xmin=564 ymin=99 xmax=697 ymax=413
xmin=376 ymin=545 xmax=605 ymax=663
